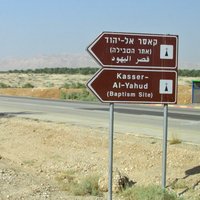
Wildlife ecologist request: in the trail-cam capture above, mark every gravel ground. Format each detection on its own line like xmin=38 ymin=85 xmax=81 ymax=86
xmin=0 ymin=116 xmax=199 ymax=199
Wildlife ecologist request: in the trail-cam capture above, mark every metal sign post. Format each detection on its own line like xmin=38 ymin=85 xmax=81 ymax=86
xmin=162 ymin=104 xmax=168 ymax=189
xmin=108 ymin=103 xmax=114 ymax=200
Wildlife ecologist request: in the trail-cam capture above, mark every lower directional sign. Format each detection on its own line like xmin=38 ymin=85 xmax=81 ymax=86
xmin=87 ymin=68 xmax=177 ymax=104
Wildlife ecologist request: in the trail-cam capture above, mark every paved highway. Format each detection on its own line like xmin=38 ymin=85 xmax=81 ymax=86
xmin=0 ymin=95 xmax=199 ymax=144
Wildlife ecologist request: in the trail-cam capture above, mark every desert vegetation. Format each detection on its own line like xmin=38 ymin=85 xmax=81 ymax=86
xmin=4 ymin=67 xmax=200 ymax=77
xmin=6 ymin=67 xmax=99 ymax=75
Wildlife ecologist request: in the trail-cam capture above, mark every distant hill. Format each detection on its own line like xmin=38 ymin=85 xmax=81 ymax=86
xmin=181 ymin=62 xmax=200 ymax=70
xmin=0 ymin=53 xmax=99 ymax=71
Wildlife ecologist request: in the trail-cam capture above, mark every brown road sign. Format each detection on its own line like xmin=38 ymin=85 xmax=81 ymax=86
xmin=87 ymin=68 xmax=177 ymax=104
xmin=87 ymin=32 xmax=178 ymax=69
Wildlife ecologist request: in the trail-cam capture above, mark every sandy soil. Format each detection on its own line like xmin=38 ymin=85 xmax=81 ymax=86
xmin=0 ymin=116 xmax=200 ymax=199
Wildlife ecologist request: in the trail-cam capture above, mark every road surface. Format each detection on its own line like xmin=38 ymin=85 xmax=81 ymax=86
xmin=0 ymin=95 xmax=199 ymax=144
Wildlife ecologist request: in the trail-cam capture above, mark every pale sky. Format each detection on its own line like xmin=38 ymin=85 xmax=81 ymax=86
xmin=0 ymin=0 xmax=200 ymax=67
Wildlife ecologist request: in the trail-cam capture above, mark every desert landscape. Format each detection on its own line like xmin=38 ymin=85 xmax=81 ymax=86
xmin=0 ymin=72 xmax=199 ymax=199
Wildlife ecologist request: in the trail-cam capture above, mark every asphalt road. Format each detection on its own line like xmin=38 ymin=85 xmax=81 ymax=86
xmin=0 ymin=95 xmax=199 ymax=144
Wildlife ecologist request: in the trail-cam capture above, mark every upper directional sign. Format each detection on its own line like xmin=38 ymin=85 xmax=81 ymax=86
xmin=87 ymin=32 xmax=178 ymax=69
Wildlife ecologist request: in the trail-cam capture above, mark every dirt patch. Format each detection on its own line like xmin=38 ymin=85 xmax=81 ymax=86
xmin=0 ymin=117 xmax=199 ymax=199
xmin=178 ymin=85 xmax=192 ymax=104
xmin=0 ymin=85 xmax=192 ymax=104
xmin=0 ymin=88 xmax=82 ymax=99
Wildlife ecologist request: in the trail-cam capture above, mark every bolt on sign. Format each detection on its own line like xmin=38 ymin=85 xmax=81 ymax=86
xmin=87 ymin=68 xmax=177 ymax=104
xmin=87 ymin=32 xmax=178 ymax=69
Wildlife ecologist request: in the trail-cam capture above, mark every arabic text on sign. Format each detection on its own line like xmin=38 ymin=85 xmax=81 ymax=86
xmin=111 ymin=56 xmax=132 ymax=64
xmin=135 ymin=56 xmax=150 ymax=65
